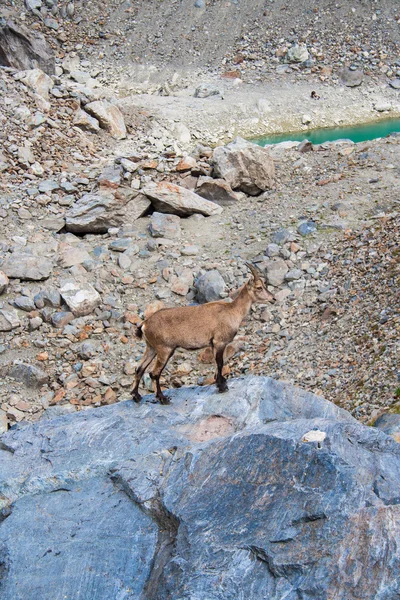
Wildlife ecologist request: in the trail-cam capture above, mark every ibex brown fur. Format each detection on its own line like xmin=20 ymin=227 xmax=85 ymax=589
xmin=132 ymin=263 xmax=273 ymax=404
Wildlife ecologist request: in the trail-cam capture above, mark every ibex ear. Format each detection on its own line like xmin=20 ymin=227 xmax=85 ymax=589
xmin=245 ymin=262 xmax=261 ymax=281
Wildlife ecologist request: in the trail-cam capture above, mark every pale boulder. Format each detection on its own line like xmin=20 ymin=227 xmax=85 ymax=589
xmin=212 ymin=137 xmax=275 ymax=195
xmin=60 ymin=282 xmax=100 ymax=317
xmin=143 ymin=182 xmax=222 ymax=217
xmin=85 ymin=100 xmax=126 ymax=139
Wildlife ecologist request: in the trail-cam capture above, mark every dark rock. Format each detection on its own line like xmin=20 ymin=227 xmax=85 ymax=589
xmin=8 ymin=362 xmax=48 ymax=388
xmin=0 ymin=20 xmax=55 ymax=74
xmin=297 ymin=139 xmax=313 ymax=153
xmin=195 ymin=269 xmax=226 ymax=302
xmin=0 ymin=376 xmax=400 ymax=599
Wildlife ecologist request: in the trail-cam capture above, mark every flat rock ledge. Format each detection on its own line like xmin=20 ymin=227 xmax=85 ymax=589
xmin=1 ymin=376 xmax=400 ymax=600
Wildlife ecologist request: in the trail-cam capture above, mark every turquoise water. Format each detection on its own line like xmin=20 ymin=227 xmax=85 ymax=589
xmin=253 ymin=118 xmax=400 ymax=146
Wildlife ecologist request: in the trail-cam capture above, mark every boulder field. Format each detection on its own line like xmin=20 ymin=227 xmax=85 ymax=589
xmin=1 ymin=376 xmax=399 ymax=599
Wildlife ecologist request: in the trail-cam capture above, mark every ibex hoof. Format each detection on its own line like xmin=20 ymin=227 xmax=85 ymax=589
xmin=217 ymin=381 xmax=229 ymax=393
xmin=132 ymin=391 xmax=142 ymax=403
xmin=158 ymin=394 xmax=171 ymax=405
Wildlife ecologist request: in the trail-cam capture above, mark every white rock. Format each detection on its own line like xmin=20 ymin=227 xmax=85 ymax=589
xmin=85 ymin=100 xmax=126 ymax=139
xmin=18 ymin=68 xmax=53 ymax=99
xmin=60 ymin=282 xmax=100 ymax=316
xmin=302 ymin=114 xmax=312 ymax=125
xmin=302 ymin=430 xmax=327 ymax=443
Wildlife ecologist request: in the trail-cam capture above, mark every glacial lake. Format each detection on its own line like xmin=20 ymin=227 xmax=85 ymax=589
xmin=253 ymin=118 xmax=400 ymax=146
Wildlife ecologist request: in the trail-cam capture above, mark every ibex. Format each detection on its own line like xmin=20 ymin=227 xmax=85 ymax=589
xmin=132 ymin=263 xmax=273 ymax=404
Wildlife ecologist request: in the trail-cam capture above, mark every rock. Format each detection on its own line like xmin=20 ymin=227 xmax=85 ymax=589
xmin=0 ymin=271 xmax=9 ymax=294
xmin=176 ymin=156 xmax=197 ymax=172
xmin=120 ymin=158 xmax=138 ymax=173
xmin=374 ymin=413 xmax=400 ymax=443
xmin=212 ymin=137 xmax=275 ymax=195
xmin=8 ymin=362 xmax=48 ymax=388
xmin=14 ymin=296 xmax=35 ymax=312
xmin=98 ymin=165 xmax=122 ymax=190
xmin=195 ymin=270 xmax=226 ymax=303
xmin=109 ymin=239 xmax=133 ymax=252
xmin=65 ymin=193 xmax=123 ymax=234
xmin=60 ymin=282 xmax=100 ymax=316
xmin=194 ymin=84 xmax=221 ymax=98
xmin=29 ymin=316 xmax=43 ymax=331
xmin=374 ymin=101 xmax=392 ymax=112
xmin=170 ymin=269 xmax=193 ymax=296
xmin=271 ymin=228 xmax=291 ymax=245
xmin=51 ymin=311 xmax=75 ymax=328
xmin=0 ymin=309 xmax=20 ymax=331
xmin=264 ymin=258 xmax=288 ymax=287
xmin=302 ymin=114 xmax=312 ymax=125
xmin=297 ymin=139 xmax=313 ymax=153
xmin=85 ymin=101 xmax=126 ymax=139
xmin=149 ymin=212 xmax=181 ymax=239
xmin=0 ymin=376 xmax=399 ymax=599
xmin=298 ymin=220 xmax=317 ymax=236
xmin=73 ymin=109 xmax=100 ymax=133
xmin=66 ymin=191 xmax=150 ymax=234
xmin=2 ymin=254 xmax=53 ymax=281
xmin=338 ymin=67 xmax=363 ymax=87
xmin=59 ymin=244 xmax=91 ymax=268
xmin=18 ymin=68 xmax=53 ymax=99
xmin=143 ymin=182 xmax=222 ymax=217
xmin=34 ymin=288 xmax=61 ymax=309
xmin=287 ymin=43 xmax=309 ymax=63
xmin=285 ymin=268 xmax=303 ymax=281
xmin=0 ymin=20 xmax=55 ymax=74
xmin=389 ymin=79 xmax=400 ymax=90
xmin=173 ymin=123 xmax=191 ymax=145
xmin=196 ymin=176 xmax=239 ymax=205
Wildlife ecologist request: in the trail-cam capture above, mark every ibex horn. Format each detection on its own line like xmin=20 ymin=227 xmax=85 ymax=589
xmin=245 ymin=262 xmax=261 ymax=280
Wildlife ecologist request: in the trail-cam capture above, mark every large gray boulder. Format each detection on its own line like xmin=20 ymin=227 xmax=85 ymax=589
xmin=144 ymin=182 xmax=223 ymax=217
xmin=65 ymin=192 xmax=150 ymax=234
xmin=0 ymin=20 xmax=55 ymax=74
xmin=212 ymin=137 xmax=275 ymax=195
xmin=1 ymin=376 xmax=400 ymax=600
xmin=2 ymin=253 xmax=53 ymax=281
